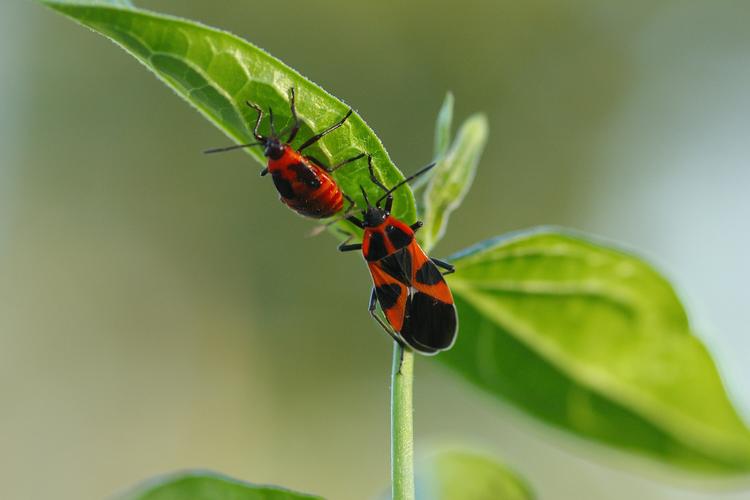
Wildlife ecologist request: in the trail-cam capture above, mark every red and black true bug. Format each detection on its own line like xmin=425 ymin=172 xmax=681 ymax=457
xmin=338 ymin=156 xmax=458 ymax=354
xmin=205 ymin=88 xmax=364 ymax=218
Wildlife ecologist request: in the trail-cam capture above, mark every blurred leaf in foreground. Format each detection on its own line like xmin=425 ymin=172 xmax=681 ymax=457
xmin=120 ymin=471 xmax=323 ymax=500
xmin=417 ymin=450 xmax=533 ymax=500
xmin=442 ymin=228 xmax=750 ymax=474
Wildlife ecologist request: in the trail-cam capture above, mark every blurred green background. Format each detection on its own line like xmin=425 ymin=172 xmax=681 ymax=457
xmin=2 ymin=1 xmax=750 ymax=499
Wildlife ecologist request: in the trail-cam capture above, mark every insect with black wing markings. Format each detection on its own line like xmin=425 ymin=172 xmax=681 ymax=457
xmin=338 ymin=156 xmax=458 ymax=355
xmin=205 ymin=88 xmax=365 ymax=219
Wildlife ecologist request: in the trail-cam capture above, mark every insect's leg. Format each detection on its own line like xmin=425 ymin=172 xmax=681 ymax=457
xmin=338 ymin=242 xmax=363 ymax=252
xmin=346 ymin=214 xmax=365 ymax=229
xmin=369 ymin=289 xmax=409 ymax=372
xmin=369 ymin=287 xmax=405 ymax=347
xmin=334 ymin=216 xmax=364 ymax=249
xmin=304 ymin=155 xmax=329 ymax=170
xmin=328 ymin=152 xmax=366 ymax=173
xmin=286 ymin=88 xmax=301 ymax=143
xmin=367 ymin=154 xmax=389 ymax=192
xmin=342 ymin=193 xmax=355 ymax=212
xmin=431 ymin=257 xmax=455 ymax=275
xmin=337 ymin=232 xmax=362 ymax=252
xmin=297 ymin=109 xmax=354 ymax=152
xmin=247 ymin=101 xmax=265 ymax=141
xmin=410 ymin=221 xmax=423 ymax=232
xmin=308 ymin=196 xmax=358 ymax=238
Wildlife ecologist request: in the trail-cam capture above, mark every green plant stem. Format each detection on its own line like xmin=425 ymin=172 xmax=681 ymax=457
xmin=391 ymin=343 xmax=415 ymax=500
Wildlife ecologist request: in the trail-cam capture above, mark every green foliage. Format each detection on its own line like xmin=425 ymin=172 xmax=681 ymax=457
xmin=433 ymin=93 xmax=455 ymax=161
xmin=420 ymin=110 xmax=488 ymax=251
xmin=444 ymin=229 xmax=750 ymax=473
xmin=411 ymin=92 xmax=454 ymax=192
xmin=120 ymin=471 xmax=323 ymax=500
xmin=43 ymin=0 xmax=750 ymax=492
xmin=42 ymin=0 xmax=416 ymax=224
xmin=418 ymin=451 xmax=533 ymax=500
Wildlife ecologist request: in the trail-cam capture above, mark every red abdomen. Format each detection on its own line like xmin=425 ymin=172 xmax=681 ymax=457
xmin=267 ymin=148 xmax=343 ymax=219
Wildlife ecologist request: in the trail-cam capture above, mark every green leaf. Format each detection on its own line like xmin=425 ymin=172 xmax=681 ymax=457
xmin=420 ymin=113 xmax=488 ymax=251
xmin=412 ymin=93 xmax=454 ymax=193
xmin=120 ymin=471 xmax=324 ymax=500
xmin=433 ymin=92 xmax=455 ymax=161
xmin=443 ymin=228 xmax=750 ymax=474
xmin=418 ymin=451 xmax=534 ymax=500
xmin=41 ymin=0 xmax=416 ymax=223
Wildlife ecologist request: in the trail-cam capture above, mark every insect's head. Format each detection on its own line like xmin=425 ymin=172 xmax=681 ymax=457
xmin=248 ymin=104 xmax=287 ymax=159
xmin=355 ymin=156 xmax=437 ymax=228
xmin=261 ymin=136 xmax=285 ymax=160
xmin=360 ymin=186 xmax=388 ymax=227
xmin=202 ymin=102 xmax=286 ymax=158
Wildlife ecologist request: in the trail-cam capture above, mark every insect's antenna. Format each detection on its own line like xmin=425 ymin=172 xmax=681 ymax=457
xmin=376 ymin=162 xmax=436 ymax=206
xmin=203 ymin=142 xmax=262 ymax=154
xmin=268 ymin=107 xmax=278 ymax=138
xmin=360 ymin=185 xmax=372 ymax=208
xmin=285 ymin=87 xmax=301 ymax=143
